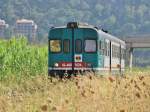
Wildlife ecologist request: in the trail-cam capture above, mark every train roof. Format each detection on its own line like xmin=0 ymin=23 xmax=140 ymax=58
xmin=50 ymin=25 xmax=95 ymax=29
xmin=98 ymin=30 xmax=126 ymax=45
xmin=50 ymin=22 xmax=97 ymax=29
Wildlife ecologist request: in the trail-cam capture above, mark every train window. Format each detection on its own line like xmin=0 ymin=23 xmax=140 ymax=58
xmin=99 ymin=41 xmax=102 ymax=50
xmin=49 ymin=40 xmax=61 ymax=53
xmin=121 ymin=49 xmax=123 ymax=58
xmin=105 ymin=42 xmax=107 ymax=56
xmin=116 ymin=46 xmax=118 ymax=58
xmin=114 ymin=46 xmax=116 ymax=57
xmin=101 ymin=42 xmax=105 ymax=55
xmin=99 ymin=40 xmax=106 ymax=55
xmin=117 ymin=47 xmax=120 ymax=58
xmin=112 ymin=45 xmax=118 ymax=58
xmin=112 ymin=45 xmax=120 ymax=58
xmin=105 ymin=42 xmax=110 ymax=56
xmin=121 ymin=48 xmax=125 ymax=59
xmin=112 ymin=45 xmax=114 ymax=57
xmin=115 ymin=46 xmax=118 ymax=58
xmin=63 ymin=39 xmax=70 ymax=53
xmin=107 ymin=43 xmax=110 ymax=56
xmin=85 ymin=39 xmax=96 ymax=53
xmin=101 ymin=41 xmax=105 ymax=50
xmin=123 ymin=49 xmax=125 ymax=59
xmin=75 ymin=39 xmax=82 ymax=53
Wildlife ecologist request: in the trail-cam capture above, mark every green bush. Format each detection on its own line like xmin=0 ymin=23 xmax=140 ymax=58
xmin=0 ymin=37 xmax=47 ymax=80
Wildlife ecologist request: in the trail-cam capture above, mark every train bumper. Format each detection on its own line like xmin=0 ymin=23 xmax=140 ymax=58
xmin=48 ymin=67 xmax=94 ymax=77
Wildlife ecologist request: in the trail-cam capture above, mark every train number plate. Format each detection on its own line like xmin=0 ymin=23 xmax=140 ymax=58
xmin=59 ymin=62 xmax=86 ymax=68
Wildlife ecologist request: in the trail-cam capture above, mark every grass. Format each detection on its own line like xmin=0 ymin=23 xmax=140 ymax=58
xmin=0 ymin=71 xmax=150 ymax=112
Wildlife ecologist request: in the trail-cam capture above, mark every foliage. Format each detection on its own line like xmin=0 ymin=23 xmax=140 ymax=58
xmin=0 ymin=37 xmax=47 ymax=80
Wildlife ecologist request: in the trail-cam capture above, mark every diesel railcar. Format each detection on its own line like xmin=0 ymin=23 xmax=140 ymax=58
xmin=48 ymin=22 xmax=126 ymax=76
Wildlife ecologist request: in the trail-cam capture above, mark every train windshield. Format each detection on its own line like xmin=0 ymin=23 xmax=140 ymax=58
xmin=49 ymin=40 xmax=61 ymax=53
xmin=85 ymin=39 xmax=96 ymax=53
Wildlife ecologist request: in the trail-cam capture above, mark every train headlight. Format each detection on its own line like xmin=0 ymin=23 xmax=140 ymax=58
xmin=54 ymin=63 xmax=59 ymax=67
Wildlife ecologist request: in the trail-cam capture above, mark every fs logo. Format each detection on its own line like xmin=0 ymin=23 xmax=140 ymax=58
xmin=75 ymin=54 xmax=82 ymax=62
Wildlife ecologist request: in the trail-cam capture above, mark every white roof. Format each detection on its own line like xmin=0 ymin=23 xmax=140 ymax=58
xmin=98 ymin=30 xmax=126 ymax=45
xmin=16 ymin=19 xmax=34 ymax=24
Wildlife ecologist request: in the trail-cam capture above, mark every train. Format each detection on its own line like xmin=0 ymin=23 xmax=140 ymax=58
xmin=48 ymin=22 xmax=126 ymax=77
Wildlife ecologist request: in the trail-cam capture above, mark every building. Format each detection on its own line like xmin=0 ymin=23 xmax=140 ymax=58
xmin=14 ymin=19 xmax=37 ymax=41
xmin=0 ymin=19 xmax=8 ymax=38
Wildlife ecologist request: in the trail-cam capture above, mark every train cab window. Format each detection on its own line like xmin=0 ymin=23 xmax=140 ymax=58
xmin=49 ymin=40 xmax=61 ymax=53
xmin=63 ymin=39 xmax=70 ymax=53
xmin=85 ymin=39 xmax=96 ymax=53
xmin=75 ymin=39 xmax=82 ymax=53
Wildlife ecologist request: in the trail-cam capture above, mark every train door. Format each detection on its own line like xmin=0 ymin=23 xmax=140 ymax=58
xmin=104 ymin=39 xmax=111 ymax=71
xmin=65 ymin=23 xmax=98 ymax=71
xmin=62 ymin=28 xmax=83 ymax=71
xmin=59 ymin=27 xmax=83 ymax=71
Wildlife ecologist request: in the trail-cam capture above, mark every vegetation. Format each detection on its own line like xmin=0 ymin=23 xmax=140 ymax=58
xmin=0 ymin=72 xmax=150 ymax=112
xmin=0 ymin=37 xmax=47 ymax=80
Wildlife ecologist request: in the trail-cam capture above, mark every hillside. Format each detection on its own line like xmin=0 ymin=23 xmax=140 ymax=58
xmin=0 ymin=0 xmax=150 ymax=39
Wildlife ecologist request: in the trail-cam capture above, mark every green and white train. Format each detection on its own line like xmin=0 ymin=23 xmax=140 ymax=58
xmin=48 ymin=22 xmax=126 ymax=76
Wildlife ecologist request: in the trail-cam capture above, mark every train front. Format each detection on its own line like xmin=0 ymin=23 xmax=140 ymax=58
xmin=48 ymin=22 xmax=101 ymax=77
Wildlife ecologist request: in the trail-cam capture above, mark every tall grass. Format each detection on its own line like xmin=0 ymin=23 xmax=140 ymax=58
xmin=0 ymin=73 xmax=150 ymax=112
xmin=0 ymin=37 xmax=47 ymax=80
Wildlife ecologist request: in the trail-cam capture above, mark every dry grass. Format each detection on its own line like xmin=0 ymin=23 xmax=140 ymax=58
xmin=0 ymin=72 xmax=150 ymax=112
